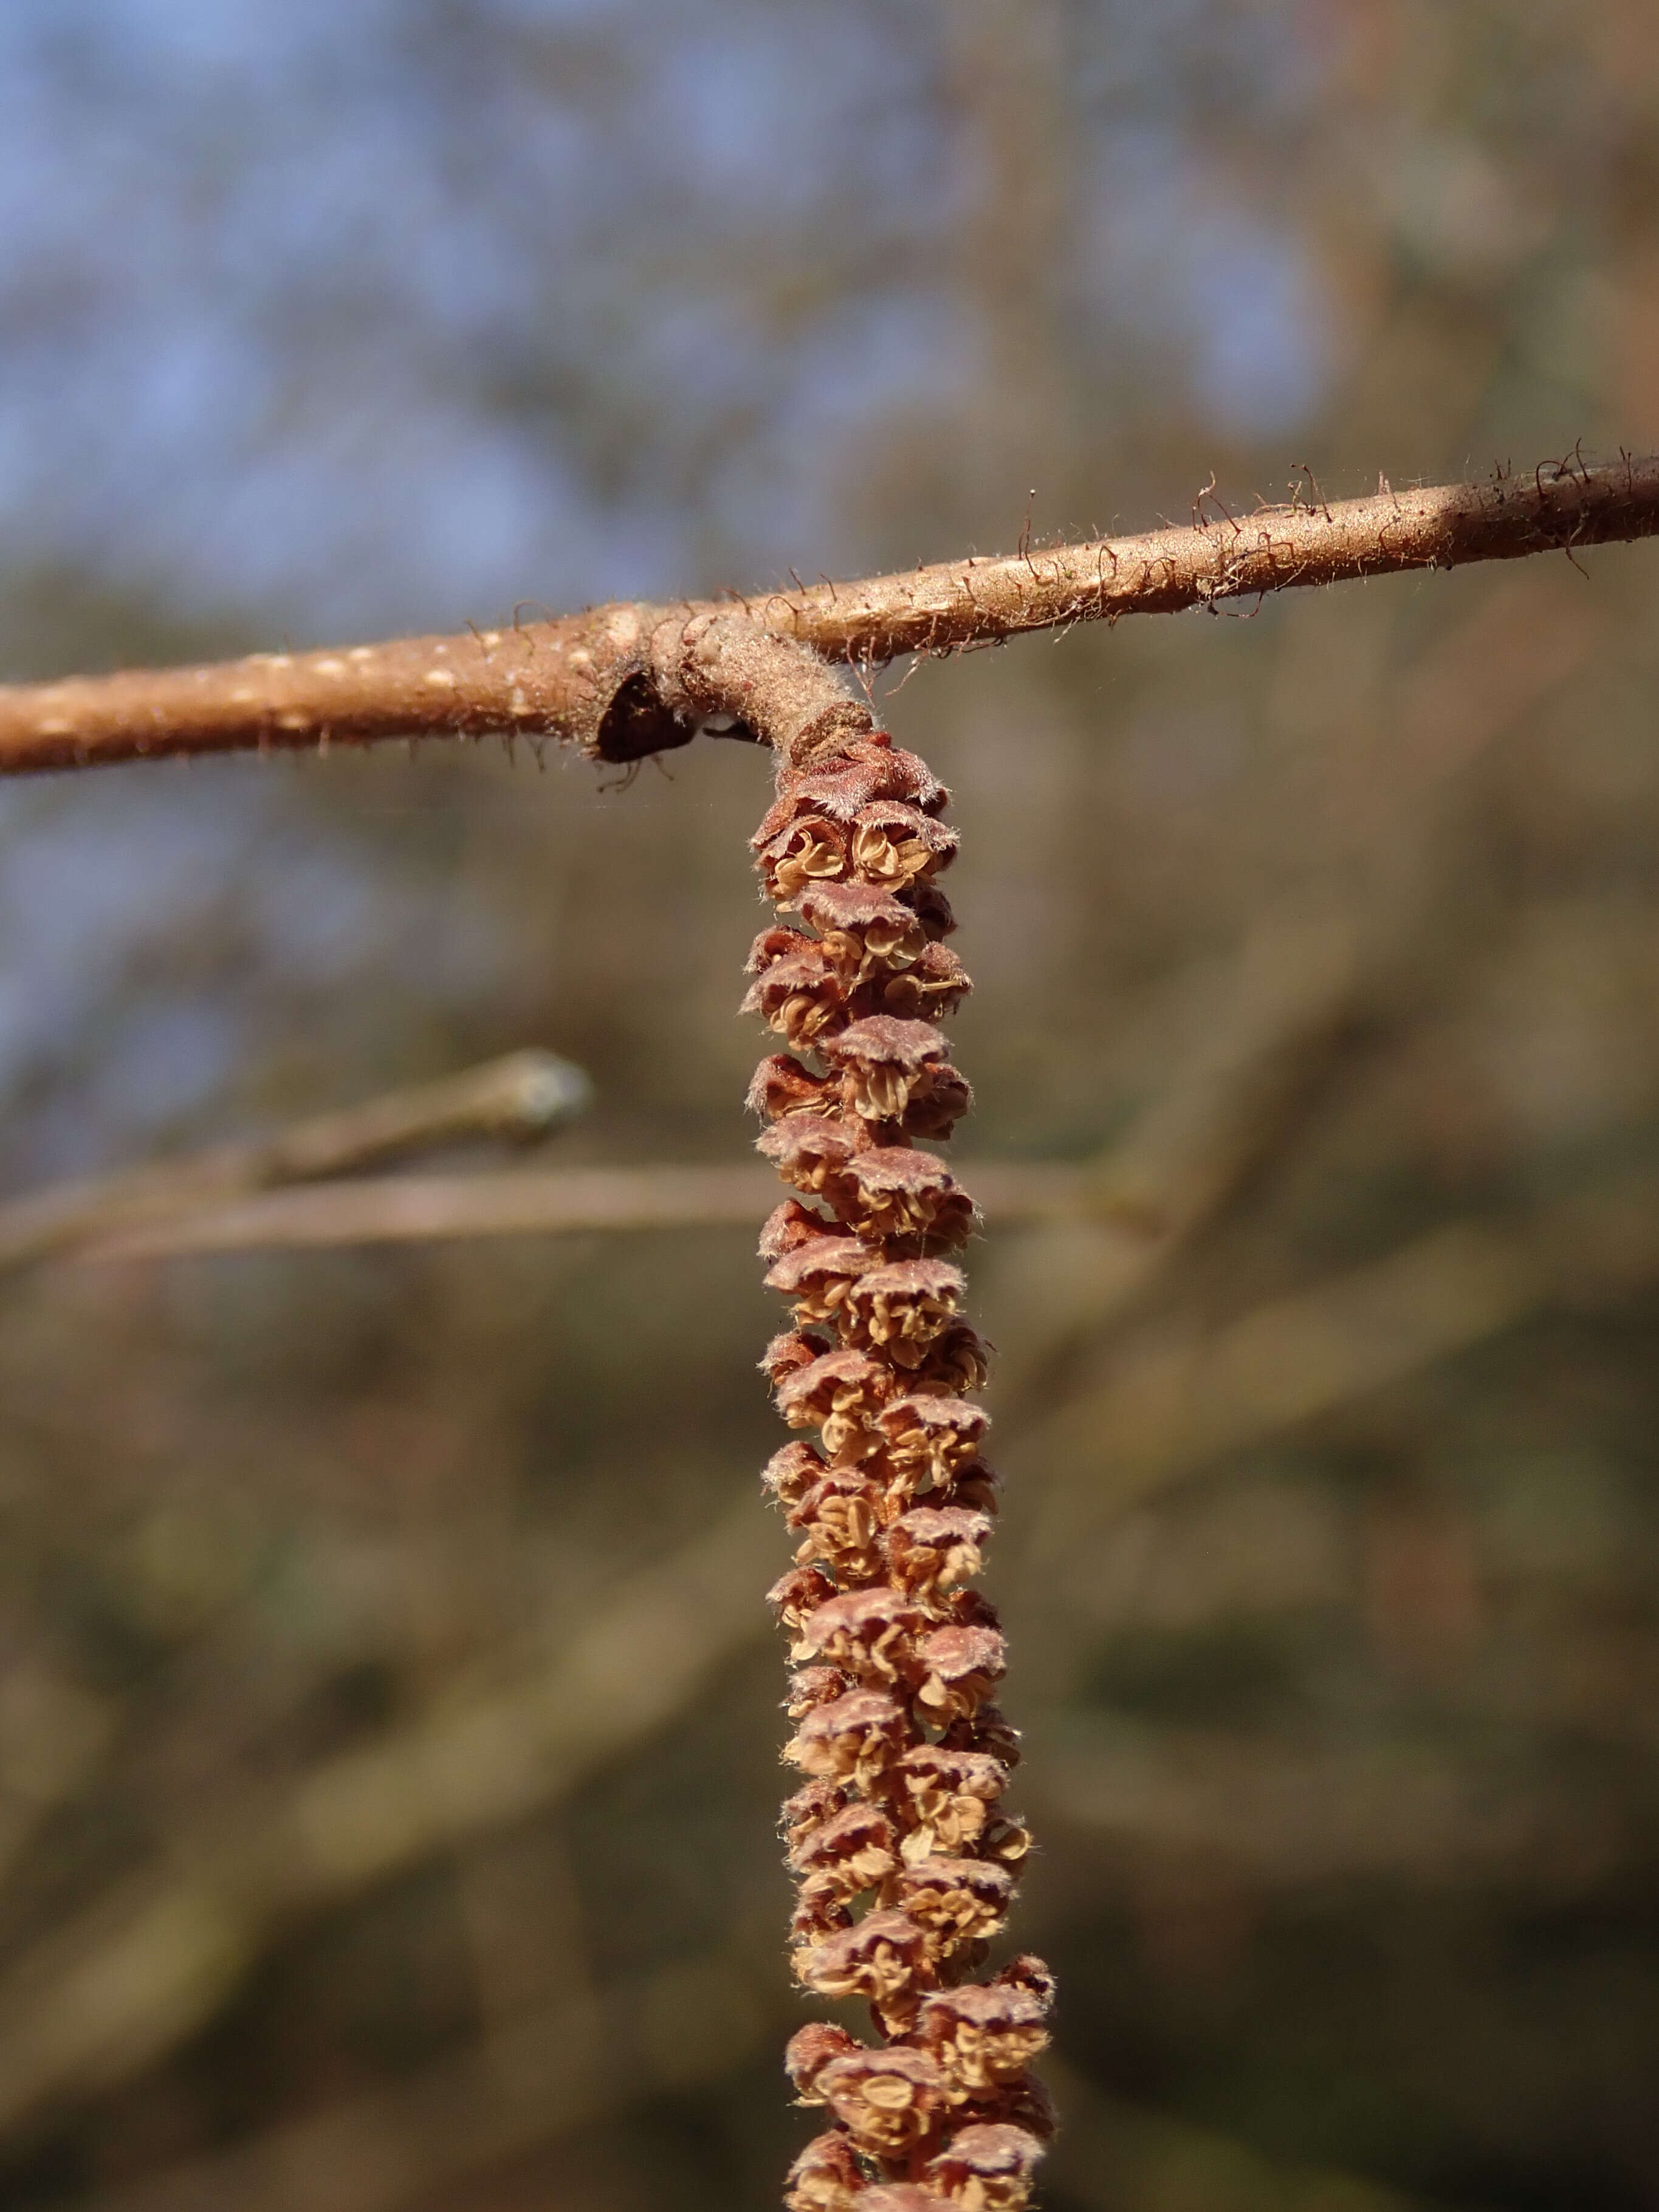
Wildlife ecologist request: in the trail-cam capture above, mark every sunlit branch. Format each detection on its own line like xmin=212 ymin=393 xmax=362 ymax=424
xmin=1 ymin=451 xmax=1654 ymax=776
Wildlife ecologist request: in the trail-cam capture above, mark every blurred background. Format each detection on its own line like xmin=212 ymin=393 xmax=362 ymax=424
xmin=0 ymin=3 xmax=1657 ymax=2208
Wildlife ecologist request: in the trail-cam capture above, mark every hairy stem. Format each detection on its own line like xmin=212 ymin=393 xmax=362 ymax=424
xmin=0 ymin=453 xmax=1653 ymax=776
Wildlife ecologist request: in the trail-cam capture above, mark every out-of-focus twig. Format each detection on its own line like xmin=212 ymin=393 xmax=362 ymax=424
xmin=0 ymin=1049 xmax=591 ymax=1276
xmin=0 ymin=1503 xmax=775 ymax=2143
xmin=1015 ymin=1163 xmax=1659 ymax=1573
xmin=1041 ymin=2056 xmax=1450 ymax=2212
xmin=1032 ymin=1719 xmax=1629 ymax=1895
xmin=994 ymin=911 xmax=1364 ymax=1392
xmin=83 ymin=1959 xmax=766 ymax=2212
xmin=78 ymin=1159 xmax=1096 ymax=1261
xmin=0 ymin=1669 xmax=115 ymax=1892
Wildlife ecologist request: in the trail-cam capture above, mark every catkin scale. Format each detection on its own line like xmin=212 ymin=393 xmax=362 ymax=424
xmin=747 ymin=734 xmax=1052 ymax=2211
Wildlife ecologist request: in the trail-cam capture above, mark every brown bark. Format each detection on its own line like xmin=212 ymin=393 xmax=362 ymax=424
xmin=0 ymin=452 xmax=1653 ymax=778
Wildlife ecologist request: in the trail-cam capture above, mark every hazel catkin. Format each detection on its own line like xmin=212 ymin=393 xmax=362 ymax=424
xmin=749 ymin=731 xmax=1051 ymax=2210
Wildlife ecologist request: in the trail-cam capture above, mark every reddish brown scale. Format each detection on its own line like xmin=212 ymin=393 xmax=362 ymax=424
xmin=763 ymin=1440 xmax=829 ymax=1511
xmin=798 ymin=876 xmax=926 ymax=934
xmin=798 ymin=1908 xmax=936 ymax=2009
xmin=938 ymin=1705 xmax=1022 ymax=1770
xmin=747 ymin=923 xmax=819 ymax=974
xmin=947 ymin=1587 xmax=1003 ymax=1634
xmin=916 ymin=1985 xmax=1052 ymax=2100
xmin=985 ymin=2078 xmax=1057 ymax=2148
xmin=765 ymin=1236 xmax=878 ymax=1330
xmin=789 ymin=1801 xmax=900 ymax=1902
xmin=915 ymin=1625 xmax=1008 ymax=1723
xmin=817 ymin=2046 xmax=947 ymax=2158
xmin=744 ymin=947 xmax=851 ymax=1050
xmin=786 ymin=2023 xmax=864 ymax=2106
xmin=787 ymin=1472 xmax=885 ymax=1580
xmin=786 ymin=1664 xmax=853 ymax=1720
xmin=785 ymin=1686 xmax=913 ymax=1793
xmin=905 ymin=880 xmax=958 ymax=942
xmin=781 ymin=1777 xmax=848 ymax=1855
xmin=924 ymin=2125 xmax=1046 ymax=2211
xmin=763 ymin=1330 xmax=833 ymax=1386
xmin=994 ymin=1955 xmax=1056 ymax=2007
xmin=848 ymin=799 xmax=959 ymax=890
xmin=912 ymin=1324 xmax=994 ymax=1398
xmin=926 ymin=1457 xmax=1000 ymax=1521
xmin=894 ymin=1747 xmax=1012 ymax=1860
xmin=750 ymin=735 xmax=1048 ymax=2212
xmin=750 ymin=744 xmax=947 ymax=849
xmin=838 ymin=1148 xmax=975 ymax=1250
xmin=798 ymin=880 xmax=929 ymax=987
xmin=878 ymin=1397 xmax=988 ymax=1496
xmin=884 ymin=1507 xmax=991 ymax=1609
xmin=797 ymin=1587 xmax=929 ymax=1686
xmin=898 ymin=1066 xmax=973 ymax=1142
xmin=750 ymin=1053 xmax=839 ymax=1122
xmin=756 ymin=815 xmax=854 ymax=908
xmin=784 ymin=2131 xmax=867 ymax=2212
xmin=893 ymin=1857 xmax=1015 ymax=1960
xmin=761 ymin=1201 xmax=837 ymax=1264
xmin=858 ymin=2190 xmax=955 ymax=2212
xmin=768 ymin=1564 xmax=838 ymax=1656
xmin=843 ymin=1259 xmax=966 ymax=1368
xmin=791 ymin=1880 xmax=855 ymax=1962
xmin=877 ymin=940 xmax=973 ymax=1024
xmin=775 ymin=1348 xmax=895 ymax=1463
xmin=824 ymin=1017 xmax=957 ymax=1126
xmin=757 ymin=1114 xmax=859 ymax=1200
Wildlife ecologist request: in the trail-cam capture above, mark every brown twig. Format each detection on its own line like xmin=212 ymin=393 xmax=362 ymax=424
xmin=0 ymin=1049 xmax=591 ymax=1275
xmin=1 ymin=454 xmax=1654 ymax=777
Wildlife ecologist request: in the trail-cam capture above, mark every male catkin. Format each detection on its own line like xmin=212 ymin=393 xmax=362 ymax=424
xmin=744 ymin=729 xmax=1054 ymax=2212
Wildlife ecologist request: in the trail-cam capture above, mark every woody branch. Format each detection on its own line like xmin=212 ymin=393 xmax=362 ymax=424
xmin=1 ymin=451 xmax=1655 ymax=776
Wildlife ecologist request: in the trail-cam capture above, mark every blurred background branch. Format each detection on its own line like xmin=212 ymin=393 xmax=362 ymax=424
xmin=1012 ymin=1160 xmax=1659 ymax=1576
xmin=0 ymin=1050 xmax=591 ymax=1275
xmin=0 ymin=1506 xmax=777 ymax=2144
xmin=75 ymin=1159 xmax=1090 ymax=1260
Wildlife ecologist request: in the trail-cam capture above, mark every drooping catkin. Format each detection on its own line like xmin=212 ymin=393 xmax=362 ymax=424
xmin=744 ymin=731 xmax=1054 ymax=2212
